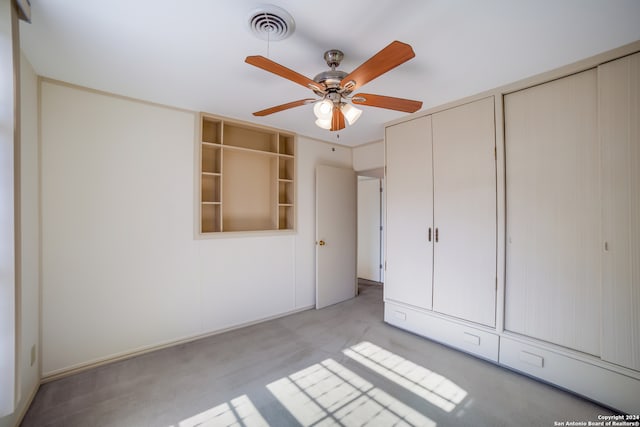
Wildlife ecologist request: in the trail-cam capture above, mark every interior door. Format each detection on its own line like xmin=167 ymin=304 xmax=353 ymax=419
xmin=316 ymin=165 xmax=357 ymax=309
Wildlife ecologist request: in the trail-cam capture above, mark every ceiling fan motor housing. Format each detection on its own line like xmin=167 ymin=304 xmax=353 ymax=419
xmin=312 ymin=49 xmax=353 ymax=97
xmin=313 ymin=70 xmax=348 ymax=96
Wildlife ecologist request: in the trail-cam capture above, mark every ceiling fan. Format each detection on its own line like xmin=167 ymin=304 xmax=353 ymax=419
xmin=245 ymin=41 xmax=423 ymax=131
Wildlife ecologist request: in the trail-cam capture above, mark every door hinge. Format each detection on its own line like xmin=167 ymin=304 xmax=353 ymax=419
xmin=494 ymin=147 xmax=497 ymax=160
xmin=380 ymin=225 xmax=383 ymax=231
xmin=496 ymin=277 xmax=498 ymax=291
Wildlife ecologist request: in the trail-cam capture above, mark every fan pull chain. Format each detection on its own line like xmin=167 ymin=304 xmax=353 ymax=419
xmin=265 ymin=13 xmax=271 ymax=58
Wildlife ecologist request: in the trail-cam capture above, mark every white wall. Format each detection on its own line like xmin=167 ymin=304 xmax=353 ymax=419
xmin=352 ymin=140 xmax=384 ymax=172
xmin=39 ymin=80 xmax=352 ymax=376
xmin=16 ymin=51 xmax=40 ymax=424
xmin=0 ymin=0 xmax=18 ymax=416
xmin=0 ymin=51 xmax=40 ymax=427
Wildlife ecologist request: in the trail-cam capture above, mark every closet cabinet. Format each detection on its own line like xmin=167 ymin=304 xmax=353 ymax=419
xmin=505 ymin=55 xmax=640 ymax=367
xmin=599 ymin=52 xmax=640 ymax=371
xmin=384 ymin=42 xmax=640 ymax=414
xmin=504 ymin=69 xmax=601 ymax=356
xmin=385 ymin=97 xmax=497 ymax=327
xmin=500 ymin=52 xmax=640 ymax=413
xmin=385 ymin=116 xmax=434 ymax=310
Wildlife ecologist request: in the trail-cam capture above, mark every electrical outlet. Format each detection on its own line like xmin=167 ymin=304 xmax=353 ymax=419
xmin=30 ymin=344 xmax=36 ymax=367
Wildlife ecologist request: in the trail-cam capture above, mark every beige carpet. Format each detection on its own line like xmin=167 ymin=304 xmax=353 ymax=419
xmin=21 ymin=283 xmax=613 ymax=426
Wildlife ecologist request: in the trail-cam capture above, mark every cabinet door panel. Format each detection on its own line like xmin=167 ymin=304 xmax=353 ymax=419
xmin=504 ymin=70 xmax=600 ymax=355
xmin=432 ymin=97 xmax=497 ymax=327
xmin=599 ymin=52 xmax=640 ymax=370
xmin=385 ymin=116 xmax=433 ymax=309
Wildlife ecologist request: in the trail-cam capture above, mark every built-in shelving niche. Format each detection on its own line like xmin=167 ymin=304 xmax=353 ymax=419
xmin=199 ymin=114 xmax=296 ymax=234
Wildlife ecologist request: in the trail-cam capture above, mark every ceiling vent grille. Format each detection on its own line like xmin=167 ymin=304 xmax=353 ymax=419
xmin=248 ymin=5 xmax=295 ymax=41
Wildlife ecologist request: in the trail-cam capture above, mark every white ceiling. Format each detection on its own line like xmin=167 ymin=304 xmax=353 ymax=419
xmin=19 ymin=0 xmax=640 ymax=146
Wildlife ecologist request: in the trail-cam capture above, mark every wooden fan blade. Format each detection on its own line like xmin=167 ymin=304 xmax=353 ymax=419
xmin=340 ymin=41 xmax=415 ymax=92
xmin=331 ymin=106 xmax=346 ymax=131
xmin=245 ymin=55 xmax=324 ymax=93
xmin=253 ymin=99 xmax=316 ymax=116
xmin=351 ymin=93 xmax=422 ymax=113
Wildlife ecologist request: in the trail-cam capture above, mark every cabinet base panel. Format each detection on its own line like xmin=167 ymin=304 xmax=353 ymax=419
xmin=384 ymin=301 xmax=640 ymax=414
xmin=499 ymin=336 xmax=640 ymax=414
xmin=384 ymin=301 xmax=499 ymax=362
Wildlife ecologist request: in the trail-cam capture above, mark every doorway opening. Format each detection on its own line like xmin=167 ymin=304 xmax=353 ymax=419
xmin=357 ymin=168 xmax=384 ymax=294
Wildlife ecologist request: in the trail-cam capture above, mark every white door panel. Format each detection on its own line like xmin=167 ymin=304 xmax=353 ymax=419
xmin=385 ymin=116 xmax=434 ymax=310
xmin=432 ymin=97 xmax=497 ymax=327
xmin=316 ymin=165 xmax=357 ymax=309
xmin=599 ymin=52 xmax=640 ymax=369
xmin=504 ymin=70 xmax=600 ymax=354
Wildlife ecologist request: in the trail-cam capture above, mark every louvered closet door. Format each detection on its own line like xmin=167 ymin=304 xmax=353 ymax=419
xmin=504 ymin=69 xmax=601 ymax=355
xmin=385 ymin=116 xmax=434 ymax=310
xmin=431 ymin=97 xmax=497 ymax=327
xmin=599 ymin=52 xmax=640 ymax=371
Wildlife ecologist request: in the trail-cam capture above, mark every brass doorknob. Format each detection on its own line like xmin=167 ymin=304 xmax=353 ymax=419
xmin=319 ymin=240 xmax=326 ymax=246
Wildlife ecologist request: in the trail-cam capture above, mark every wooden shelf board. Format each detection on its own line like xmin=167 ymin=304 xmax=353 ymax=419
xmin=222 ymin=144 xmax=281 ymax=157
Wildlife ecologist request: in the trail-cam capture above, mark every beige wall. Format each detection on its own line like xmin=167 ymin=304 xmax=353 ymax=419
xmin=39 ymin=80 xmax=352 ymax=376
xmin=0 ymin=51 xmax=40 ymax=427
xmin=0 ymin=0 xmax=18 ymax=416
xmin=352 ymin=140 xmax=383 ymax=172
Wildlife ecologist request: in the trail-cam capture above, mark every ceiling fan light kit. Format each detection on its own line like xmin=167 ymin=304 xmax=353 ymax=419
xmin=315 ymin=118 xmax=332 ymax=130
xmin=313 ymin=99 xmax=333 ymax=120
xmin=245 ymin=40 xmax=423 ymax=131
xmin=341 ymin=103 xmax=363 ymax=125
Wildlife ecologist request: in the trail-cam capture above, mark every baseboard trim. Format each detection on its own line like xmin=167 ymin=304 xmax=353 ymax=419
xmin=358 ymin=278 xmax=383 ymax=286
xmin=41 ymin=304 xmax=315 ymax=383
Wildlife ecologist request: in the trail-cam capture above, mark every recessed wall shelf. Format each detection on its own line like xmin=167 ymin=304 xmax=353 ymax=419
xmin=199 ymin=114 xmax=296 ymax=234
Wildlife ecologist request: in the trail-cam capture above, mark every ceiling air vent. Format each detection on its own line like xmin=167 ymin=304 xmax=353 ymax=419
xmin=247 ymin=5 xmax=295 ymax=41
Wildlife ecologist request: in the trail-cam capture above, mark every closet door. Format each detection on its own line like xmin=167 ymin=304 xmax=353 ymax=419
xmin=431 ymin=97 xmax=497 ymax=327
xmin=599 ymin=52 xmax=640 ymax=371
xmin=385 ymin=116 xmax=433 ymax=310
xmin=504 ymin=70 xmax=601 ymax=355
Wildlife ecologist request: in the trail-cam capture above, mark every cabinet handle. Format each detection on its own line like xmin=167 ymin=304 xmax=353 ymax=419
xmin=428 ymin=227 xmax=432 ymax=242
xmin=435 ymin=228 xmax=439 ymax=242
